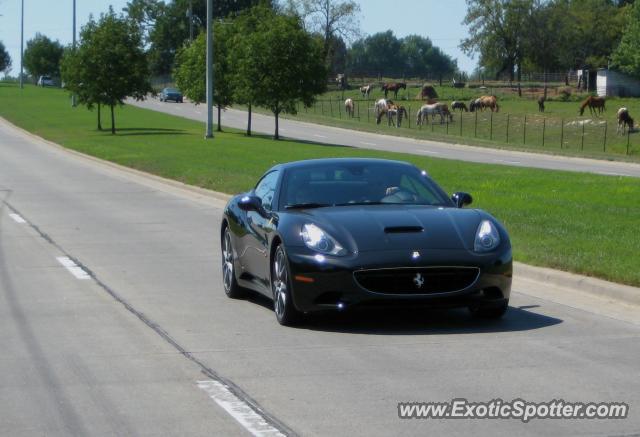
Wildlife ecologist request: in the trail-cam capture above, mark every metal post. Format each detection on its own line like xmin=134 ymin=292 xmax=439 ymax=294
xmin=460 ymin=112 xmax=462 ymax=136
xmin=474 ymin=110 xmax=477 ymax=138
xmin=408 ymin=106 xmax=411 ymax=129
xmin=506 ymin=114 xmax=510 ymax=143
xmin=603 ymin=121 xmax=607 ymax=152
xmin=20 ymin=0 xmax=24 ymax=89
xmin=489 ymin=111 xmax=493 ymax=140
xmin=542 ymin=118 xmax=546 ymax=147
xmin=71 ymin=0 xmax=77 ymax=106
xmin=205 ymin=0 xmax=214 ymax=138
xmin=321 ymin=100 xmax=324 ymax=115
xmin=560 ymin=119 xmax=564 ymax=148
xmin=523 ymin=115 xmax=527 ymax=144
xmin=581 ymin=122 xmax=585 ymax=151
xmin=627 ymin=129 xmax=631 ymax=155
xmin=330 ymin=98 xmax=333 ymax=117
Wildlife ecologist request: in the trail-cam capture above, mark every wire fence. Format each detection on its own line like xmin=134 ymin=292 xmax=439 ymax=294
xmin=296 ymin=98 xmax=639 ymax=157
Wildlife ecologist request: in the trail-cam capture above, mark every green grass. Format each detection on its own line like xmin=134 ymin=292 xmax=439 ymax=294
xmin=286 ymin=84 xmax=640 ymax=160
xmin=1 ymin=83 xmax=639 ymax=287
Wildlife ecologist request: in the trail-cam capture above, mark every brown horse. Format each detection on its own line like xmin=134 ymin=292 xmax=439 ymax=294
xmin=381 ymin=82 xmax=406 ymax=99
xmin=579 ymin=96 xmax=606 ymax=116
xmin=478 ymin=95 xmax=499 ymax=112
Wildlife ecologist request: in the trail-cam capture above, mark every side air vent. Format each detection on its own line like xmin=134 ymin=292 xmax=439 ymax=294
xmin=384 ymin=226 xmax=424 ymax=234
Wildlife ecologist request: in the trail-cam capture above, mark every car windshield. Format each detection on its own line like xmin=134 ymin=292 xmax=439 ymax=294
xmin=281 ymin=162 xmax=452 ymax=208
xmin=165 ymin=88 xmax=179 ymax=93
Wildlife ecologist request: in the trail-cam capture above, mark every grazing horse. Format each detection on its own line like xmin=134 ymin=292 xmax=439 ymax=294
xmin=360 ymin=84 xmax=373 ymax=98
xmin=538 ymin=96 xmax=546 ymax=112
xmin=381 ymin=82 xmax=407 ymax=99
xmin=579 ymin=96 xmax=606 ymax=116
xmin=478 ymin=95 xmax=499 ymax=112
xmin=469 ymin=98 xmax=482 ymax=112
xmin=386 ymin=103 xmax=408 ymax=128
xmin=344 ymin=98 xmax=354 ymax=118
xmin=617 ymin=107 xmax=634 ymax=134
xmin=451 ymin=101 xmax=468 ymax=112
xmin=416 ymin=103 xmax=449 ymax=125
xmin=374 ymin=98 xmax=390 ymax=122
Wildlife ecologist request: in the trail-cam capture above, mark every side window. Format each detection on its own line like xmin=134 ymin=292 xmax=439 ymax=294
xmin=254 ymin=171 xmax=279 ymax=210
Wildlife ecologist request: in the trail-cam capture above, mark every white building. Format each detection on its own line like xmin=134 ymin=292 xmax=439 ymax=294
xmin=597 ymin=69 xmax=640 ymax=97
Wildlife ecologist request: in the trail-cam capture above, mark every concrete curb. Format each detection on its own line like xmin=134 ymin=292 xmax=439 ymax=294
xmin=2 ymin=116 xmax=638 ymax=309
xmin=514 ymin=262 xmax=640 ymax=307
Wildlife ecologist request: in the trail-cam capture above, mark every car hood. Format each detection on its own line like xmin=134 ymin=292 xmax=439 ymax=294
xmin=294 ymin=205 xmax=484 ymax=252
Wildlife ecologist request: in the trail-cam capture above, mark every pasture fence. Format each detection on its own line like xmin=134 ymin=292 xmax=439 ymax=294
xmin=296 ymin=97 xmax=639 ymax=157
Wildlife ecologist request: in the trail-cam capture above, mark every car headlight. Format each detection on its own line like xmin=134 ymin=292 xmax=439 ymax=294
xmin=301 ymin=223 xmax=346 ymax=256
xmin=474 ymin=220 xmax=501 ymax=252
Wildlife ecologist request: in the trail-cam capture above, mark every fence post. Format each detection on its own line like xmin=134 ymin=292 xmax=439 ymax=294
xmin=490 ymin=111 xmax=493 ymax=140
xmin=560 ymin=118 xmax=564 ymax=149
xmin=321 ymin=100 xmax=324 ymax=115
xmin=474 ymin=110 xmax=478 ymax=138
xmin=408 ymin=106 xmax=411 ymax=129
xmin=523 ymin=115 xmax=527 ymax=145
xmin=603 ymin=121 xmax=607 ymax=152
xmin=330 ymin=98 xmax=334 ymax=117
xmin=367 ymin=101 xmax=370 ymax=123
xmin=542 ymin=118 xmax=546 ymax=147
xmin=581 ymin=122 xmax=585 ymax=151
xmin=357 ymin=101 xmax=360 ymax=120
xmin=446 ymin=118 xmax=449 ymax=135
xmin=627 ymin=129 xmax=631 ymax=155
xmin=460 ymin=112 xmax=463 ymax=136
xmin=338 ymin=97 xmax=341 ymax=119
xmin=506 ymin=114 xmax=510 ymax=143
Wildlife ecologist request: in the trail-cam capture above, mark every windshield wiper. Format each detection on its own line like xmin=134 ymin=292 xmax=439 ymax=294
xmin=333 ymin=201 xmax=386 ymax=206
xmin=284 ymin=202 xmax=333 ymax=210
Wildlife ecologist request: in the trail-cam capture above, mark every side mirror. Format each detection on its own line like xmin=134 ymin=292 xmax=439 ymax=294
xmin=239 ymin=195 xmax=269 ymax=217
xmin=452 ymin=192 xmax=473 ymax=208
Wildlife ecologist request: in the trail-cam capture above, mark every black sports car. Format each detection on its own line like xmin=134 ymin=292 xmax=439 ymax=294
xmin=221 ymin=158 xmax=512 ymax=325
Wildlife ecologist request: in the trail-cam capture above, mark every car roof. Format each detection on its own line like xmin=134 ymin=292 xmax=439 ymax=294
xmin=266 ymin=157 xmax=416 ymax=174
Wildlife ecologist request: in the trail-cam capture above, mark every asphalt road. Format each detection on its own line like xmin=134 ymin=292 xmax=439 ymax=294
xmin=131 ymin=98 xmax=640 ymax=178
xmin=1 ymin=119 xmax=639 ymax=436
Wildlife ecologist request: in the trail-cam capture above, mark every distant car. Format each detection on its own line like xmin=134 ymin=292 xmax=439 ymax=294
xmin=37 ymin=75 xmax=54 ymax=87
xmin=159 ymin=87 xmax=183 ymax=103
xmin=221 ymin=158 xmax=513 ymax=326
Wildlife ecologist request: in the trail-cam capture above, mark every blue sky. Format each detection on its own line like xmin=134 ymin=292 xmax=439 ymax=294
xmin=0 ymin=0 xmax=476 ymax=77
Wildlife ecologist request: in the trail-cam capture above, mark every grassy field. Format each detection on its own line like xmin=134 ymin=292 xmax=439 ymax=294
xmin=281 ymin=84 xmax=640 ymax=160
xmin=1 ymin=83 xmax=639 ymax=287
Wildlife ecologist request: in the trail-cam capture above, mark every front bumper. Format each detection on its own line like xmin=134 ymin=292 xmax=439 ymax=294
xmin=286 ymin=247 xmax=512 ymax=313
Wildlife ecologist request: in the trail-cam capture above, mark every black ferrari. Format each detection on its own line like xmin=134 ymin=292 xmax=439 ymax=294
xmin=221 ymin=158 xmax=512 ymax=325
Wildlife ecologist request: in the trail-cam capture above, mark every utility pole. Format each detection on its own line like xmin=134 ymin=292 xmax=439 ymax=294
xmin=205 ymin=0 xmax=214 ymax=138
xmin=19 ymin=0 xmax=24 ymax=89
xmin=189 ymin=0 xmax=194 ymax=42
xmin=71 ymin=0 xmax=77 ymax=106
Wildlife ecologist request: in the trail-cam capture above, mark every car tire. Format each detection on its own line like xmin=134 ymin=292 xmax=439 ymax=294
xmin=221 ymin=226 xmax=244 ymax=299
xmin=469 ymin=300 xmax=509 ymax=319
xmin=271 ymin=245 xmax=303 ymax=326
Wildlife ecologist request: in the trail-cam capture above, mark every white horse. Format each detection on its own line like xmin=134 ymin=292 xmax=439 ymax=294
xmin=617 ymin=107 xmax=634 ymax=134
xmin=360 ymin=84 xmax=373 ymax=98
xmin=345 ymin=98 xmax=354 ymax=118
xmin=374 ymin=99 xmax=388 ymax=122
xmin=416 ymin=103 xmax=449 ymax=125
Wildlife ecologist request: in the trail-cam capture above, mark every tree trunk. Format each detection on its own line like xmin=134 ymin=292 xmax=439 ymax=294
xmin=110 ymin=104 xmax=115 ymax=134
xmin=217 ymin=104 xmax=222 ymax=132
xmin=247 ymin=104 xmax=252 ymax=136
xmin=97 ymin=104 xmax=102 ymax=131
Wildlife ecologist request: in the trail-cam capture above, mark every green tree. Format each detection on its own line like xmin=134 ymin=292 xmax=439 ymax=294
xmin=232 ymin=5 xmax=326 ymax=139
xmin=612 ymin=0 xmax=640 ymax=78
xmin=0 ymin=41 xmax=11 ymax=74
xmin=173 ymin=18 xmax=235 ymax=131
xmin=61 ymin=9 xmax=153 ymax=134
xmin=125 ymin=0 xmax=272 ymax=76
xmin=23 ymin=33 xmax=64 ymax=81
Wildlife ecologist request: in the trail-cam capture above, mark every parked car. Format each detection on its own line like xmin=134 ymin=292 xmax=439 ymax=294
xmin=37 ymin=75 xmax=54 ymax=87
xmin=221 ymin=158 xmax=512 ymax=326
xmin=159 ymin=87 xmax=183 ymax=103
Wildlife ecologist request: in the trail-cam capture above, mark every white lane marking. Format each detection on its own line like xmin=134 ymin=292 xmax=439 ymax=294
xmin=56 ymin=257 xmax=91 ymax=280
xmin=495 ymin=159 xmax=521 ymax=164
xmin=360 ymin=141 xmax=377 ymax=146
xmin=414 ymin=149 xmax=441 ymax=155
xmin=9 ymin=213 xmax=27 ymax=224
xmin=198 ymin=381 xmax=285 ymax=437
xmin=313 ymin=134 xmax=328 ymax=139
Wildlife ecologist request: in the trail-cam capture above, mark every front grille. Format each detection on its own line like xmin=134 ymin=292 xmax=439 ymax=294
xmin=353 ymin=267 xmax=480 ymax=294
